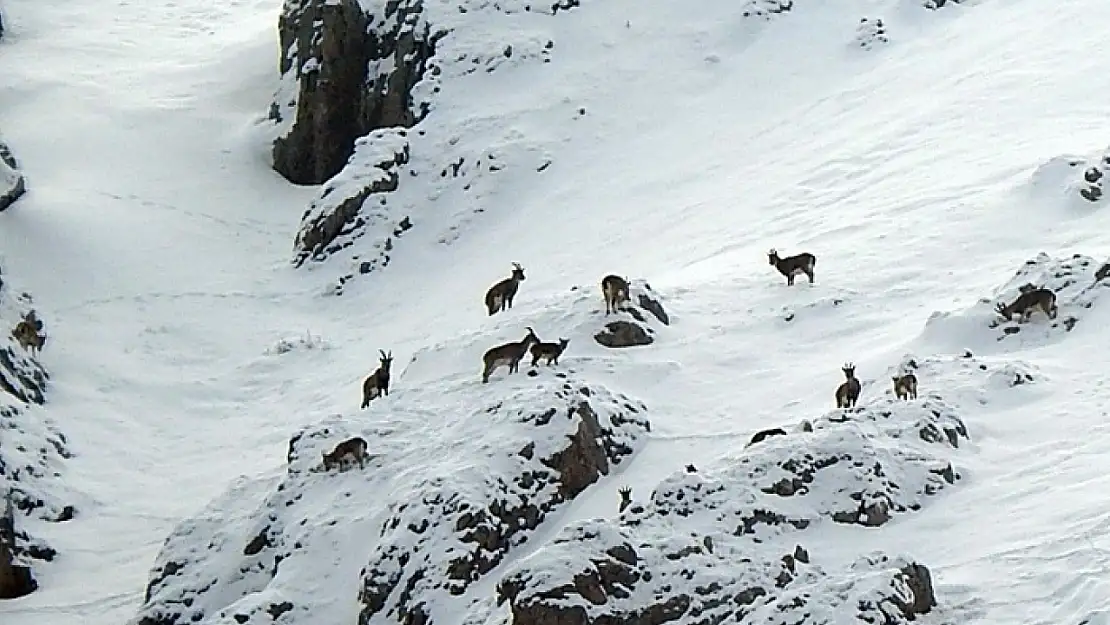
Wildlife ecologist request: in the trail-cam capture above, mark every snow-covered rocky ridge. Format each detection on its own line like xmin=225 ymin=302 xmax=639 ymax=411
xmin=0 ymin=268 xmax=70 ymax=600
xmin=0 ymin=138 xmax=26 ymax=212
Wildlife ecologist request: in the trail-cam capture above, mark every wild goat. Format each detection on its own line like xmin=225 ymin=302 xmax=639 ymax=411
xmin=530 ymin=338 xmax=569 ymax=367
xmin=892 ymin=373 xmax=918 ymax=401
xmin=747 ymin=427 xmax=787 ymax=447
xmin=11 ymin=319 xmax=45 ymax=355
xmin=481 ymin=327 xmax=540 ymax=383
xmin=601 ymin=274 xmax=631 ymax=315
xmin=485 ymin=263 xmax=526 ymax=316
xmin=768 ymin=249 xmax=817 ymax=286
xmin=995 ymin=287 xmax=1057 ymax=323
xmin=618 ymin=486 xmax=632 ymax=513
xmin=322 ymin=436 xmax=369 ymax=472
xmin=361 ymin=350 xmax=393 ymax=409
xmin=835 ymin=363 xmax=862 ymax=409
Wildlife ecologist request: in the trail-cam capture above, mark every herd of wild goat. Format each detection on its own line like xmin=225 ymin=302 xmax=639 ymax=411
xmin=313 ymin=247 xmax=1065 ymax=473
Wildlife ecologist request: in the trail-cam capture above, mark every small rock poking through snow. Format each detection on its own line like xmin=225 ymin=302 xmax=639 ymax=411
xmin=1029 ymin=147 xmax=1110 ymax=205
xmin=499 ymin=392 xmax=961 ymax=624
xmin=131 ymin=371 xmax=650 ymax=625
xmin=741 ymin=0 xmax=794 ymax=19
xmin=854 ymin=17 xmax=889 ymax=50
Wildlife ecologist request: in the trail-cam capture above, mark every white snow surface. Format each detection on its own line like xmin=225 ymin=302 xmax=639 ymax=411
xmin=1 ymin=0 xmax=1110 ymax=624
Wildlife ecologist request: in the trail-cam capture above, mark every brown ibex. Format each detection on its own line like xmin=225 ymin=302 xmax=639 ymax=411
xmin=530 ymin=338 xmax=569 ymax=367
xmin=618 ymin=486 xmax=632 ymax=513
xmin=485 ymin=263 xmax=526 ymax=316
xmin=361 ymin=350 xmax=393 ymax=409
xmin=995 ymin=287 xmax=1057 ymax=323
xmin=835 ymin=363 xmax=861 ymax=409
xmin=768 ymin=249 xmax=817 ymax=286
xmin=321 ymin=436 xmax=369 ymax=472
xmin=481 ymin=327 xmax=540 ymax=383
xmin=892 ymin=373 xmax=918 ymax=401
xmin=601 ymin=274 xmax=631 ymax=315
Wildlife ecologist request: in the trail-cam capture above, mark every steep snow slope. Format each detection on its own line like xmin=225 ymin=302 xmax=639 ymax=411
xmin=1 ymin=0 xmax=1110 ymax=624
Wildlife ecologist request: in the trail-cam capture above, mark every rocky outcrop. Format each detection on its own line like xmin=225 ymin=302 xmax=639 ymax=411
xmin=742 ymin=0 xmax=793 ymax=19
xmin=1028 ymin=147 xmax=1110 ymax=205
xmin=0 ymin=140 xmax=26 ymax=212
xmin=924 ymin=0 xmax=966 ymax=8
xmin=498 ymin=393 xmax=959 ymax=624
xmin=270 ymin=0 xmax=443 ymax=186
xmin=923 ymin=252 xmax=1110 ymax=348
xmin=593 ymin=280 xmax=670 ymax=348
xmin=0 ymin=271 xmax=72 ymax=600
xmin=854 ymin=17 xmax=889 ymax=50
xmin=131 ymin=372 xmax=649 ymax=625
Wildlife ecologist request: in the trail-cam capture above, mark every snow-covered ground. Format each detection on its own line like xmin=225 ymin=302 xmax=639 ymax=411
xmin=2 ymin=0 xmax=1110 ymax=623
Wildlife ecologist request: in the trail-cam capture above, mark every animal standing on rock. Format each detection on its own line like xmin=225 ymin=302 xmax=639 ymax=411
xmin=485 ymin=262 xmax=526 ymax=316
xmin=482 ymin=327 xmax=540 ymax=383
xmin=618 ymin=486 xmax=632 ymax=513
xmin=361 ymin=350 xmax=393 ymax=409
xmin=892 ymin=373 xmax=918 ymax=400
xmin=835 ymin=363 xmax=862 ymax=409
xmin=530 ymin=338 xmax=569 ymax=367
xmin=995 ymin=287 xmax=1057 ymax=323
xmin=601 ymin=274 xmax=631 ymax=314
xmin=768 ymin=248 xmax=817 ymax=286
xmin=321 ymin=436 xmax=369 ymax=472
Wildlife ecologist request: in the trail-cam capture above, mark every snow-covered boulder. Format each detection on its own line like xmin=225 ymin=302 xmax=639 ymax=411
xmin=921 ymin=252 xmax=1109 ymax=350
xmin=924 ymin=0 xmax=969 ymax=8
xmin=0 ymin=140 xmax=26 ymax=212
xmin=131 ymin=372 xmax=649 ymax=625
xmin=498 ymin=393 xmax=959 ymax=623
xmin=0 ymin=272 xmax=72 ymax=599
xmin=1028 ymin=147 xmax=1110 ymax=206
xmin=854 ymin=17 xmax=889 ymax=50
xmin=292 ymin=129 xmax=411 ymax=268
xmin=593 ymin=279 xmax=671 ymax=348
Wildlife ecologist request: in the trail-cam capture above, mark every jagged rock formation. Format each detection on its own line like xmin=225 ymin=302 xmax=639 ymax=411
xmin=0 ymin=271 xmax=71 ymax=600
xmin=131 ymin=372 xmax=650 ymax=625
xmin=270 ymin=0 xmax=443 ymax=186
xmin=498 ymin=394 xmax=960 ymax=624
xmin=594 ymin=280 xmax=670 ymax=348
xmin=0 ymin=140 xmax=26 ymax=212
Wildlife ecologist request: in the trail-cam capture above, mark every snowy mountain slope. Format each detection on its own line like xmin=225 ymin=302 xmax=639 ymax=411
xmin=1 ymin=0 xmax=1110 ymax=625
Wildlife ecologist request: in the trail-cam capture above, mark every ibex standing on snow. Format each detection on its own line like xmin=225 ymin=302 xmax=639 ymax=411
xmin=768 ymin=249 xmax=817 ymax=286
xmin=481 ymin=327 xmax=540 ymax=383
xmin=835 ymin=363 xmax=862 ymax=409
xmin=485 ymin=263 xmax=527 ymax=316
xmin=11 ymin=310 xmax=46 ymax=355
xmin=995 ymin=287 xmax=1057 ymax=323
xmin=361 ymin=350 xmax=393 ymax=409
xmin=321 ymin=436 xmax=369 ymax=472
xmin=601 ymin=274 xmax=631 ymax=315
xmin=892 ymin=373 xmax=918 ymax=401
xmin=530 ymin=338 xmax=569 ymax=367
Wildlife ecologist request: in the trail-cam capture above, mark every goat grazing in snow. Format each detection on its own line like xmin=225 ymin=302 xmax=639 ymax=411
xmin=481 ymin=327 xmax=540 ymax=383
xmin=835 ymin=363 xmax=862 ymax=409
xmin=485 ymin=263 xmax=526 ymax=316
xmin=361 ymin=350 xmax=393 ymax=409
xmin=530 ymin=338 xmax=569 ymax=367
xmin=768 ymin=248 xmax=817 ymax=286
xmin=601 ymin=274 xmax=631 ymax=314
xmin=892 ymin=373 xmax=918 ymax=401
xmin=995 ymin=287 xmax=1057 ymax=324
xmin=322 ymin=436 xmax=369 ymax=472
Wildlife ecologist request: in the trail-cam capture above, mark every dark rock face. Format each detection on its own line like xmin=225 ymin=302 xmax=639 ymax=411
xmin=0 ymin=275 xmax=71 ymax=601
xmin=0 ymin=141 xmax=26 ymax=212
xmin=271 ymin=0 xmax=443 ymax=185
xmin=594 ymin=320 xmax=652 ymax=348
